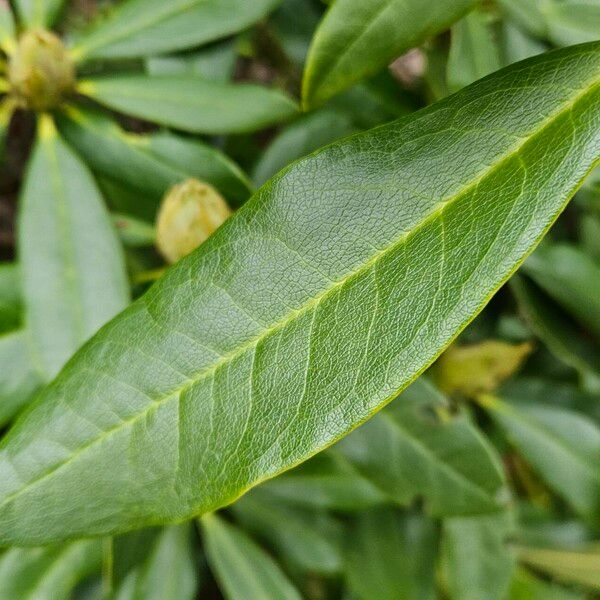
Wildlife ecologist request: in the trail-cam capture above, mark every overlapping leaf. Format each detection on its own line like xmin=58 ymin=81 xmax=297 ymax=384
xmin=0 ymin=45 xmax=600 ymax=545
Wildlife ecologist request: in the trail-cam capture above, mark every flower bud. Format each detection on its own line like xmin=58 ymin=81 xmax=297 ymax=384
xmin=431 ymin=340 xmax=533 ymax=398
xmin=156 ymin=179 xmax=232 ymax=263
xmin=8 ymin=29 xmax=75 ymax=111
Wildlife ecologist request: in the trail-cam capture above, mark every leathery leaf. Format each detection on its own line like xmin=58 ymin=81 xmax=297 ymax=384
xmin=0 ymin=44 xmax=600 ymax=545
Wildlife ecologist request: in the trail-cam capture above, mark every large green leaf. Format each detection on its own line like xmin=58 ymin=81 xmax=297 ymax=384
xmin=302 ymin=0 xmax=476 ymax=108
xmin=201 ymin=514 xmax=301 ymax=600
xmin=0 ymin=331 xmax=40 ymax=427
xmin=0 ymin=540 xmax=101 ymax=599
xmin=18 ymin=116 xmax=130 ymax=381
xmin=71 ymin=0 xmax=281 ymax=61
xmin=13 ymin=0 xmax=65 ymax=27
xmin=522 ymin=244 xmax=600 ymax=340
xmin=442 ymin=512 xmax=516 ymax=600
xmin=0 ymin=45 xmax=600 ymax=545
xmin=481 ymin=395 xmax=600 ymax=521
xmin=345 ymin=508 xmax=438 ymax=600
xmin=57 ymin=106 xmax=252 ymax=210
xmin=337 ymin=379 xmax=507 ymax=515
xmin=78 ymin=76 xmax=298 ymax=135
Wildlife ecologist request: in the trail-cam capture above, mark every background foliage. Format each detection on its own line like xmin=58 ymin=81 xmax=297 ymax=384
xmin=0 ymin=0 xmax=599 ymax=598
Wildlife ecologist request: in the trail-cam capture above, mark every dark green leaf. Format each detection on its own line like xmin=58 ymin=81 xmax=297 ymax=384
xmin=302 ymin=0 xmax=477 ymax=108
xmin=337 ymin=379 xmax=507 ymax=515
xmin=580 ymin=214 xmax=600 ymax=264
xmin=0 ymin=263 xmax=21 ymax=334
xmin=18 ymin=116 xmax=130 ymax=380
xmin=345 ymin=508 xmax=438 ymax=600
xmin=78 ymin=76 xmax=298 ymax=135
xmin=201 ymin=514 xmax=301 ymax=600
xmin=1 ymin=45 xmax=600 ymax=544
xmin=71 ymin=0 xmax=281 ymax=61
xmin=509 ymin=568 xmax=585 ymax=600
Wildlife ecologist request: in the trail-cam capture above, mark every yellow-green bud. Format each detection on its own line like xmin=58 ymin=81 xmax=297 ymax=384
xmin=431 ymin=340 xmax=533 ymax=398
xmin=8 ymin=29 xmax=75 ymax=111
xmin=156 ymin=179 xmax=232 ymax=263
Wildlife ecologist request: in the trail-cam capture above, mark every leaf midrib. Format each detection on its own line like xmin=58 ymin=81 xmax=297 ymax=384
xmin=2 ymin=73 xmax=599 ymax=512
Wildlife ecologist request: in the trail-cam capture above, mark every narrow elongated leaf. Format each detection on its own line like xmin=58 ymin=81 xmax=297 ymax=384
xmin=13 ymin=0 xmax=65 ymax=27
xmin=0 ymin=45 xmax=600 ymax=545
xmin=0 ymin=263 xmax=21 ymax=334
xmin=71 ymin=0 xmax=281 ymax=61
xmin=201 ymin=514 xmax=301 ymax=600
xmin=516 ymin=546 xmax=600 ymax=591
xmin=442 ymin=512 xmax=516 ymax=600
xmin=523 ymin=244 xmax=600 ymax=340
xmin=253 ymin=109 xmax=357 ymax=185
xmin=481 ymin=395 xmax=600 ymax=521
xmin=78 ymin=76 xmax=298 ymax=135
xmin=345 ymin=508 xmax=438 ymax=600
xmin=0 ymin=331 xmax=40 ymax=426
xmin=447 ymin=8 xmax=503 ymax=92
xmin=18 ymin=116 xmax=130 ymax=380
xmin=0 ymin=540 xmax=101 ymax=599
xmin=337 ymin=379 xmax=507 ymax=515
xmin=511 ymin=276 xmax=600 ymax=388
xmin=133 ymin=525 xmax=198 ymax=600
xmin=501 ymin=21 xmax=547 ymax=65
xmin=232 ymin=490 xmax=343 ymax=575
xmin=302 ymin=0 xmax=477 ymax=108
xmin=57 ymin=107 xmax=252 ymax=209
xmin=497 ymin=0 xmax=547 ymax=38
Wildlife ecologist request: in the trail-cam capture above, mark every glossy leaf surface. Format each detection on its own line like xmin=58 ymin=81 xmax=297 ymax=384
xmin=201 ymin=514 xmax=301 ymax=600
xmin=302 ymin=0 xmax=476 ymax=108
xmin=79 ymin=76 xmax=298 ymax=135
xmin=72 ymin=0 xmax=281 ymax=61
xmin=18 ymin=117 xmax=129 ymax=380
xmin=1 ymin=46 xmax=600 ymax=544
